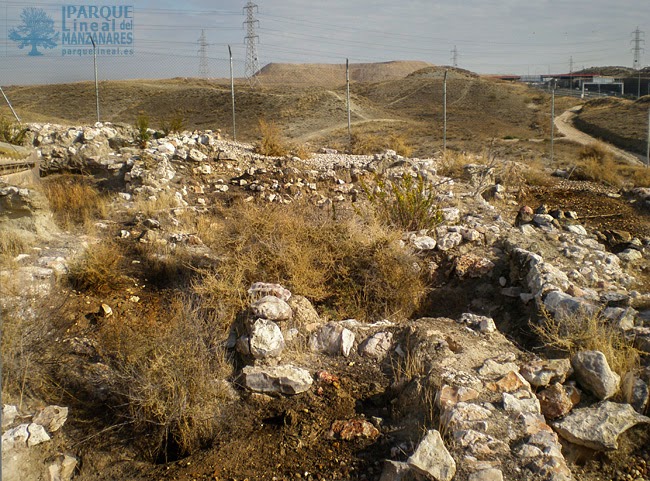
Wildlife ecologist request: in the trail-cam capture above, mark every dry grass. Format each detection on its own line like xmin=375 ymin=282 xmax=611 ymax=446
xmin=131 ymin=190 xmax=182 ymax=217
xmin=350 ymin=133 xmax=413 ymax=157
xmin=42 ymin=174 xmax=108 ymax=229
xmin=532 ymin=308 xmax=641 ymax=379
xmin=437 ymin=151 xmax=473 ymax=178
xmin=0 ymin=116 xmax=28 ymax=145
xmin=67 ymin=240 xmax=125 ymax=293
xmin=0 ymin=229 xmax=32 ymax=267
xmin=104 ymin=295 xmax=234 ymax=461
xmin=573 ymin=143 xmax=623 ymax=188
xmin=193 ymin=200 xmax=426 ymax=329
xmin=254 ymin=119 xmax=290 ymax=157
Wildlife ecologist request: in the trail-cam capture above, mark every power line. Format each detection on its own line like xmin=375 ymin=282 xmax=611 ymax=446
xmin=243 ymin=1 xmax=260 ymax=85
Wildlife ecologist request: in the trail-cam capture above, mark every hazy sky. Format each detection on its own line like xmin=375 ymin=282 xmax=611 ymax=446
xmin=0 ymin=0 xmax=646 ymax=85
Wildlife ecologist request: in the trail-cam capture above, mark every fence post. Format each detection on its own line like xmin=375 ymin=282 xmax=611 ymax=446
xmin=346 ymin=58 xmax=351 ymax=145
xmin=90 ymin=36 xmax=100 ymax=123
xmin=646 ymin=108 xmax=650 ymax=167
xmin=443 ymin=70 xmax=448 ymax=153
xmin=229 ymin=45 xmax=236 ymax=141
xmin=550 ymin=78 xmax=556 ymax=163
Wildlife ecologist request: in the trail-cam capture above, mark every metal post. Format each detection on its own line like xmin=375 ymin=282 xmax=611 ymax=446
xmin=647 ymin=108 xmax=650 ymax=167
xmin=346 ymin=58 xmax=351 ymax=144
xmin=0 ymin=86 xmax=20 ymax=122
xmin=90 ymin=36 xmax=99 ymax=123
xmin=229 ymin=45 xmax=236 ymax=141
xmin=443 ymin=70 xmax=448 ymax=153
xmin=639 ymin=70 xmax=642 ymax=99
xmin=550 ymin=79 xmax=556 ymax=163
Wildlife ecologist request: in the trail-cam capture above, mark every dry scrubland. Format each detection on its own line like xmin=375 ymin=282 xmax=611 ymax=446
xmin=2 ymin=64 xmax=650 ymax=481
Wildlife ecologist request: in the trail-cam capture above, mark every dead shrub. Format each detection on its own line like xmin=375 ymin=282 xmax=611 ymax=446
xmin=351 ymin=133 xmax=413 ymax=157
xmin=193 ymin=200 xmax=425 ymax=327
xmin=0 ymin=229 xmax=32 ymax=267
xmin=292 ymin=143 xmax=312 ymax=160
xmin=106 ymin=295 xmax=233 ymax=461
xmin=43 ymin=174 xmax=108 ymax=228
xmin=0 ymin=116 xmax=28 ymax=145
xmin=574 ymin=143 xmax=623 ymax=187
xmin=362 ymin=173 xmax=443 ymax=232
xmin=254 ymin=119 xmax=289 ymax=157
xmin=67 ymin=240 xmax=125 ymax=293
xmin=532 ymin=308 xmax=641 ymax=380
xmin=438 ymin=150 xmax=472 ymax=178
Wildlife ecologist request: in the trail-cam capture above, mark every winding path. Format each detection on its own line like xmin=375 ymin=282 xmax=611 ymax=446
xmin=554 ymin=106 xmax=644 ymax=165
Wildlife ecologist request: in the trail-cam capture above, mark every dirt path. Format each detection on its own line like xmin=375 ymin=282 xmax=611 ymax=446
xmin=555 ymin=106 xmax=645 ymax=165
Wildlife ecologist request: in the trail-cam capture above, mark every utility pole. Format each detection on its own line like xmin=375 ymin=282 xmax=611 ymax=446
xmin=243 ymin=1 xmax=260 ymax=85
xmin=0 ymin=86 xmax=20 ymax=122
xmin=198 ymin=30 xmax=209 ymax=78
xmin=450 ymin=46 xmax=458 ymax=68
xmin=569 ymin=56 xmax=573 ymax=88
xmin=646 ymin=108 xmax=650 ymax=167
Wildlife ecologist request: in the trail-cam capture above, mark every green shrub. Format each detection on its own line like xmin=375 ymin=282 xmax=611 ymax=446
xmin=362 ymin=173 xmax=443 ymax=232
xmin=0 ymin=116 xmax=28 ymax=146
xmin=135 ymin=114 xmax=152 ymax=148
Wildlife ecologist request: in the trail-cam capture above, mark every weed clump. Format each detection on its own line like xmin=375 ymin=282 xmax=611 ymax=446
xmin=67 ymin=240 xmax=125 ymax=293
xmin=362 ymin=173 xmax=443 ymax=232
xmin=532 ymin=308 xmax=641 ymax=379
xmin=193 ymin=201 xmax=425 ymax=327
xmin=159 ymin=110 xmax=185 ymax=136
xmin=254 ymin=119 xmax=289 ymax=157
xmin=0 ymin=116 xmax=28 ymax=145
xmin=574 ymin=143 xmax=622 ymax=187
xmin=351 ymin=133 xmax=413 ymax=157
xmin=135 ymin=114 xmax=152 ymax=148
xmin=42 ymin=174 xmax=108 ymax=228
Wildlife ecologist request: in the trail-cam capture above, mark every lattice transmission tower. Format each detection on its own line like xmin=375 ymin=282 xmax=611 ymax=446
xmin=243 ymin=1 xmax=260 ymax=85
xmin=198 ymin=29 xmax=209 ymax=78
xmin=631 ymin=27 xmax=645 ymax=70
xmin=450 ymin=46 xmax=458 ymax=67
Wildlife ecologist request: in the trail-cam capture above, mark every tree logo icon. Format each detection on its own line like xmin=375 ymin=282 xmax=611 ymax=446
xmin=9 ymin=7 xmax=60 ymax=56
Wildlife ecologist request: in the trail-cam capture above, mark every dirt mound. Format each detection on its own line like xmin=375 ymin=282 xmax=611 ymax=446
xmin=574 ymin=66 xmax=635 ymax=77
xmin=574 ymin=96 xmax=648 ymax=155
xmin=406 ymin=66 xmax=478 ymax=80
xmin=256 ymin=60 xmax=433 ymax=86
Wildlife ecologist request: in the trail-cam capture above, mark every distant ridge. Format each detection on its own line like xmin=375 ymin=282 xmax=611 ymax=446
xmin=255 ymin=60 xmax=433 ymax=86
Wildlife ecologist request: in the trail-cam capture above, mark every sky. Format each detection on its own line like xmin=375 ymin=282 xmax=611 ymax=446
xmin=0 ymin=0 xmax=647 ymax=85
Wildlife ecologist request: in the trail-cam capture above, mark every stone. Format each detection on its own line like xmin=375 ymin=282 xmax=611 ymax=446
xmin=287 ymin=295 xmax=321 ymax=330
xmin=621 ymin=371 xmax=650 ymax=414
xmin=478 ymin=359 xmax=520 ymax=378
xmin=2 ymin=423 xmax=51 ymax=449
xmin=251 ymin=295 xmax=293 ymax=322
xmin=407 ymin=429 xmax=456 ymax=481
xmin=329 ymin=419 xmax=380 ymax=440
xmin=518 ymin=413 xmax=554 ymax=435
xmin=441 ymin=402 xmax=492 ymax=431
xmin=412 ymin=235 xmax=437 ymax=251
xmin=242 ymin=365 xmax=313 ymax=395
xmin=503 ymin=391 xmax=541 ymax=414
xmin=436 ymin=385 xmax=480 ymax=409
xmin=537 ymin=383 xmax=576 ymax=420
xmin=437 ymin=232 xmax=463 ymax=251
xmin=359 ymin=332 xmax=393 ymax=359
xmin=100 ymin=303 xmax=113 ymax=318
xmin=3 ymin=404 xmax=19 ymax=429
xmin=618 ymin=248 xmax=643 ymax=263
xmin=571 ymin=350 xmax=620 ymax=400
xmin=188 ymin=148 xmax=207 ymax=162
xmin=248 ymin=282 xmax=292 ymax=302
xmin=543 ymin=290 xmax=597 ymax=318
xmin=33 ymin=405 xmax=68 ymax=433
xmin=48 ymin=454 xmax=78 ymax=481
xmin=565 ymin=224 xmax=587 ymax=236
xmin=553 ymin=401 xmax=650 ymax=450
xmin=379 ymin=461 xmax=410 ymax=481
xmin=468 ymin=468 xmax=504 ymax=481
xmin=310 ymin=322 xmax=355 ymax=357
xmin=602 ymin=306 xmax=637 ymax=330
xmin=455 ymin=254 xmax=495 ymax=278
xmin=487 ymin=371 xmax=530 ymax=393
xmin=520 ymin=358 xmax=572 ymax=387
xmin=249 ymin=318 xmax=285 ymax=359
